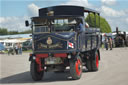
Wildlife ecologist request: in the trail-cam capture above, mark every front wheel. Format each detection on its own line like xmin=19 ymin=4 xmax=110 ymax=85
xmin=70 ymin=56 xmax=82 ymax=80
xmin=30 ymin=61 xmax=44 ymax=81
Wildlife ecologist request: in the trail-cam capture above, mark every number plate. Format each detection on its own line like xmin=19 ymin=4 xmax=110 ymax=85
xmin=45 ymin=57 xmax=62 ymax=64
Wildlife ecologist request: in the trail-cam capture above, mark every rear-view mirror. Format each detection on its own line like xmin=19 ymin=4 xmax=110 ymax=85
xmin=25 ymin=20 xmax=29 ymax=27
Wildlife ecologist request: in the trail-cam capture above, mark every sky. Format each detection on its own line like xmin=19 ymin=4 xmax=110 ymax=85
xmin=0 ymin=0 xmax=128 ymax=32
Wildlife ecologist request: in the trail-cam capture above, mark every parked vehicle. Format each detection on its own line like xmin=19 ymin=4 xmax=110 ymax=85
xmin=25 ymin=5 xmax=101 ymax=81
xmin=0 ymin=43 xmax=5 ymax=54
xmin=114 ymin=27 xmax=128 ymax=47
xmin=22 ymin=39 xmax=32 ymax=51
xmin=8 ymin=47 xmax=15 ymax=55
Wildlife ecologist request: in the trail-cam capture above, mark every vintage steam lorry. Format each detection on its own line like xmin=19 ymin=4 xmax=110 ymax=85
xmin=25 ymin=5 xmax=101 ymax=81
xmin=114 ymin=27 xmax=128 ymax=47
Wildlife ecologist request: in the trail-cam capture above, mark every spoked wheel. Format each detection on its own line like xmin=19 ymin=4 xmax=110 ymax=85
xmin=70 ymin=56 xmax=82 ymax=80
xmin=86 ymin=51 xmax=99 ymax=71
xmin=30 ymin=61 xmax=44 ymax=81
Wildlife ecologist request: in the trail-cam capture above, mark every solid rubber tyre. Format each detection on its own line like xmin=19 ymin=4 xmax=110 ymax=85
xmin=91 ymin=51 xmax=99 ymax=71
xmin=86 ymin=58 xmax=92 ymax=71
xmin=70 ymin=56 xmax=82 ymax=80
xmin=86 ymin=51 xmax=99 ymax=71
xmin=30 ymin=61 xmax=44 ymax=81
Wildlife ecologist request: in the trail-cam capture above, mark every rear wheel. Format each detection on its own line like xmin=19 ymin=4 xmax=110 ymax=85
xmin=86 ymin=51 xmax=99 ymax=71
xmin=30 ymin=61 xmax=44 ymax=81
xmin=70 ymin=56 xmax=82 ymax=80
xmin=92 ymin=52 xmax=99 ymax=71
xmin=86 ymin=58 xmax=91 ymax=71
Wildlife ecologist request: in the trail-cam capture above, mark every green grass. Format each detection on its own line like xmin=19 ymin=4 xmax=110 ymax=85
xmin=23 ymin=50 xmax=32 ymax=53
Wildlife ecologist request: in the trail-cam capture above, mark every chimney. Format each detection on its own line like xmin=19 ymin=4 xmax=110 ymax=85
xmin=116 ymin=27 xmax=119 ymax=35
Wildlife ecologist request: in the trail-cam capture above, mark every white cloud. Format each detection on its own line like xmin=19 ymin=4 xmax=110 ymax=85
xmin=0 ymin=16 xmax=30 ymax=32
xmin=100 ymin=10 xmax=128 ymax=31
xmin=98 ymin=0 xmax=128 ymax=31
xmin=28 ymin=3 xmax=39 ymax=16
xmin=0 ymin=1 xmax=127 ymax=32
xmin=0 ymin=3 xmax=40 ymax=32
xmin=101 ymin=6 xmax=126 ymax=17
xmin=106 ymin=17 xmax=127 ymax=31
xmin=126 ymin=18 xmax=128 ymax=24
xmin=61 ymin=0 xmax=92 ymax=7
xmin=101 ymin=0 xmax=116 ymax=6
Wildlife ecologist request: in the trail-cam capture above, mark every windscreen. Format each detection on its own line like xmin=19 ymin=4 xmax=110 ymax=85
xmin=52 ymin=18 xmax=76 ymax=32
xmin=32 ymin=17 xmax=77 ymax=33
xmin=32 ymin=19 xmax=49 ymax=33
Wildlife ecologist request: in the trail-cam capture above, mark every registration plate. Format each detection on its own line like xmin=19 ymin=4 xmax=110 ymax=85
xmin=45 ymin=57 xmax=62 ymax=64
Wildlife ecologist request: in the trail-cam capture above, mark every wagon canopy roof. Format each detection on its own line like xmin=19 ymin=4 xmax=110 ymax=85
xmin=39 ymin=5 xmax=100 ymax=17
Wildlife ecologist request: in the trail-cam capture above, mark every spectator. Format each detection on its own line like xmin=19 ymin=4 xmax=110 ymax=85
xmin=19 ymin=43 xmax=22 ymax=55
xmin=15 ymin=43 xmax=18 ymax=55
xmin=104 ymin=37 xmax=108 ymax=50
xmin=108 ymin=37 xmax=112 ymax=50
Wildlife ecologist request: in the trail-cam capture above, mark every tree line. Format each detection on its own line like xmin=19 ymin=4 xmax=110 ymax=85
xmin=0 ymin=28 xmax=32 ymax=35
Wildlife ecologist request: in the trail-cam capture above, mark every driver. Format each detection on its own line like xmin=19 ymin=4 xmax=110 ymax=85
xmin=77 ymin=18 xmax=84 ymax=32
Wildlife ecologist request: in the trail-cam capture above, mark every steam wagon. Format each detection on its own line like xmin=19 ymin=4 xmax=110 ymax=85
xmin=25 ymin=5 xmax=101 ymax=81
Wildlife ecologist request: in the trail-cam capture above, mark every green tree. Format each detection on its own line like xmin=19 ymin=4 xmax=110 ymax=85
xmin=0 ymin=28 xmax=32 ymax=35
xmin=85 ymin=13 xmax=112 ymax=33
xmin=0 ymin=28 xmax=8 ymax=35
xmin=20 ymin=30 xmax=32 ymax=34
xmin=8 ymin=31 xmax=19 ymax=35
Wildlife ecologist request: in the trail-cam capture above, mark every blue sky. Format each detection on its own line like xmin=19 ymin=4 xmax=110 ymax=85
xmin=0 ymin=0 xmax=128 ymax=32
xmin=1 ymin=0 xmax=68 ymax=17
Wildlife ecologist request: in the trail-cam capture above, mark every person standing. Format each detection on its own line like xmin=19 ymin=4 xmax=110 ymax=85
xmin=19 ymin=43 xmax=22 ymax=55
xmin=108 ymin=37 xmax=112 ymax=50
xmin=15 ymin=43 xmax=18 ymax=55
xmin=104 ymin=37 xmax=108 ymax=50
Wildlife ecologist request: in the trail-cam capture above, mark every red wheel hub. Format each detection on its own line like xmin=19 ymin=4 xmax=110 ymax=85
xmin=96 ymin=54 xmax=99 ymax=68
xmin=75 ymin=59 xmax=82 ymax=76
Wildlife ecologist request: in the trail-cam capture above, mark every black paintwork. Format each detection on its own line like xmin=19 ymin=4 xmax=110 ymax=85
xmin=39 ymin=5 xmax=84 ymax=17
xmin=33 ymin=32 xmax=76 ymax=53
xmin=33 ymin=29 xmax=101 ymax=54
xmin=39 ymin=5 xmax=99 ymax=17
